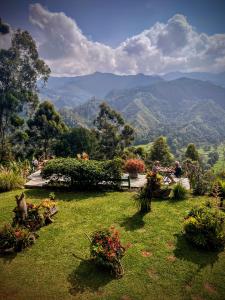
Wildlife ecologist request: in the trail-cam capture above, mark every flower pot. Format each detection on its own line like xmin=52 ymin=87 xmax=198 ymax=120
xmin=129 ymin=171 xmax=138 ymax=179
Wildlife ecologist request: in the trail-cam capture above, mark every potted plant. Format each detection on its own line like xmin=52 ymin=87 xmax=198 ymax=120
xmin=124 ymin=159 xmax=145 ymax=179
xmin=89 ymin=227 xmax=127 ymax=278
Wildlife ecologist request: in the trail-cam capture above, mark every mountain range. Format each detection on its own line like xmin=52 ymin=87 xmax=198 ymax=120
xmin=39 ymin=71 xmax=225 ymax=146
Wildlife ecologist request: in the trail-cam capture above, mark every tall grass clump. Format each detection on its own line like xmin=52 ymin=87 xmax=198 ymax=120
xmin=0 ymin=168 xmax=25 ymax=192
xmin=172 ymin=183 xmax=188 ymax=200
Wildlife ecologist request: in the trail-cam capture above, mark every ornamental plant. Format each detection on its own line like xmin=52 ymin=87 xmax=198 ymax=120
xmin=183 ymin=204 xmax=225 ymax=250
xmin=124 ymin=159 xmax=145 ymax=174
xmin=13 ymin=199 xmax=57 ymax=231
xmin=89 ymin=227 xmax=127 ymax=278
xmin=42 ymin=158 xmax=122 ymax=189
xmin=0 ymin=224 xmax=36 ymax=253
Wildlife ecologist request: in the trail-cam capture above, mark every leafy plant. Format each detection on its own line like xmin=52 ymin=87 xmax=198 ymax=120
xmin=13 ymin=199 xmax=57 ymax=231
xmin=134 ymin=184 xmax=152 ymax=213
xmin=0 ymin=168 xmax=25 ymax=192
xmin=89 ymin=227 xmax=127 ymax=278
xmin=42 ymin=158 xmax=122 ymax=189
xmin=183 ymin=204 xmax=225 ymax=250
xmin=0 ymin=224 xmax=36 ymax=253
xmin=124 ymin=159 xmax=145 ymax=174
xmin=49 ymin=192 xmax=56 ymax=201
xmin=172 ymin=183 xmax=188 ymax=200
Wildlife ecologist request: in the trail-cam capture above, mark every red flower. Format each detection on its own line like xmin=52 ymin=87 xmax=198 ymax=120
xmin=124 ymin=159 xmax=145 ymax=173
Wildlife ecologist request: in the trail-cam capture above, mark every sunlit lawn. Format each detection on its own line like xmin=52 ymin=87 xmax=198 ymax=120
xmin=0 ymin=189 xmax=225 ymax=300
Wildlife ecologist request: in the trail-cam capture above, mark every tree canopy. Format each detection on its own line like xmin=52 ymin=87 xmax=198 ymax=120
xmin=0 ymin=28 xmax=50 ymax=161
xmin=149 ymin=136 xmax=173 ymax=166
xmin=185 ymin=143 xmax=199 ymax=161
xmin=27 ymin=101 xmax=67 ymax=158
xmin=94 ymin=102 xmax=134 ymax=159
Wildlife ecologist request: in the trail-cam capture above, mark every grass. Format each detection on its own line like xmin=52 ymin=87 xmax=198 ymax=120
xmin=0 ymin=189 xmax=225 ymax=300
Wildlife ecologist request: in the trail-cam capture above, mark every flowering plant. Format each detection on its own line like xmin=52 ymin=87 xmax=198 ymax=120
xmin=0 ymin=224 xmax=36 ymax=253
xmin=13 ymin=199 xmax=57 ymax=231
xmin=90 ymin=227 xmax=127 ymax=278
xmin=124 ymin=159 xmax=145 ymax=174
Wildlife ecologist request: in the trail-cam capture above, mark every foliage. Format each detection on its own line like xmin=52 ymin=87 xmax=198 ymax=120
xmin=124 ymin=159 xmax=145 ymax=174
xmin=49 ymin=192 xmax=56 ymax=200
xmin=122 ymin=146 xmax=147 ymax=161
xmin=172 ymin=183 xmax=188 ymax=200
xmin=53 ymin=127 xmax=98 ymax=159
xmin=90 ymin=227 xmax=127 ymax=278
xmin=185 ymin=143 xmax=199 ymax=161
xmin=212 ymin=180 xmax=225 ymax=208
xmin=184 ymin=204 xmax=225 ymax=250
xmin=134 ymin=183 xmax=152 ymax=213
xmin=94 ymin=102 xmax=134 ymax=159
xmin=135 ymin=171 xmax=170 ymax=213
xmin=27 ymin=101 xmax=67 ymax=158
xmin=42 ymin=158 xmax=123 ymax=189
xmin=208 ymin=151 xmax=219 ymax=166
xmin=148 ymin=136 xmax=173 ymax=166
xmin=0 ymin=168 xmax=25 ymax=192
xmin=13 ymin=199 xmax=57 ymax=231
xmin=0 ymin=29 xmax=50 ymax=161
xmin=0 ymin=224 xmax=36 ymax=253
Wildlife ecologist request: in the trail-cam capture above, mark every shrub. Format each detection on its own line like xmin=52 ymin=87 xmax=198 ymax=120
xmin=0 ymin=224 xmax=36 ymax=253
xmin=124 ymin=159 xmax=145 ymax=173
xmin=42 ymin=158 xmax=122 ymax=189
xmin=172 ymin=183 xmax=188 ymax=200
xmin=90 ymin=227 xmax=127 ymax=278
xmin=183 ymin=205 xmax=225 ymax=250
xmin=211 ymin=180 xmax=225 ymax=208
xmin=0 ymin=169 xmax=25 ymax=192
xmin=134 ymin=184 xmax=152 ymax=213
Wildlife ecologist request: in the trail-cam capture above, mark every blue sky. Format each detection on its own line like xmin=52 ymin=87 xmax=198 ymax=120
xmin=2 ymin=0 xmax=225 ymax=47
xmin=1 ymin=1 xmax=225 ymax=76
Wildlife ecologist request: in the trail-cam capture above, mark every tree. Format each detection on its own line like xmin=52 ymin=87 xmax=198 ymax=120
xmin=149 ymin=136 xmax=173 ymax=166
xmin=53 ymin=127 xmax=98 ymax=158
xmin=27 ymin=101 xmax=67 ymax=158
xmin=207 ymin=151 xmax=219 ymax=166
xmin=0 ymin=28 xmax=50 ymax=161
xmin=185 ymin=143 xmax=199 ymax=161
xmin=94 ymin=102 xmax=134 ymax=159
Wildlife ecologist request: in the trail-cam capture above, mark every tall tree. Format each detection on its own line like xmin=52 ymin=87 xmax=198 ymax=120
xmin=94 ymin=102 xmax=134 ymax=159
xmin=0 ymin=27 xmax=50 ymax=161
xmin=27 ymin=101 xmax=67 ymax=158
xmin=149 ymin=136 xmax=173 ymax=166
xmin=185 ymin=143 xmax=199 ymax=161
xmin=53 ymin=127 xmax=98 ymax=158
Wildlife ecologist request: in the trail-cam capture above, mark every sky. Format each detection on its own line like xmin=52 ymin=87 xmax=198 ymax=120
xmin=1 ymin=0 xmax=225 ymax=76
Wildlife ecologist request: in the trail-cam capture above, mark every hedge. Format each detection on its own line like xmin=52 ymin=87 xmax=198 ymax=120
xmin=42 ymin=158 xmax=123 ymax=189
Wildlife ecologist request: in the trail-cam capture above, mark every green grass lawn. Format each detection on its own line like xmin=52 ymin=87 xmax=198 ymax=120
xmin=0 ymin=189 xmax=225 ymax=300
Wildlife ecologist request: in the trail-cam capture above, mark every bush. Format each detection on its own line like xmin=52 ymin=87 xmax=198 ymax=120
xmin=172 ymin=183 xmax=188 ymax=200
xmin=183 ymin=205 xmax=225 ymax=250
xmin=0 ymin=224 xmax=36 ymax=253
xmin=42 ymin=158 xmax=122 ymax=189
xmin=192 ymin=177 xmax=209 ymax=196
xmin=90 ymin=227 xmax=127 ymax=278
xmin=124 ymin=159 xmax=145 ymax=174
xmin=0 ymin=169 xmax=25 ymax=192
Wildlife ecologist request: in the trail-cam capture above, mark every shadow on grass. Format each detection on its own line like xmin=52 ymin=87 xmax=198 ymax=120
xmin=68 ymin=259 xmax=113 ymax=296
xmin=24 ymin=189 xmax=107 ymax=202
xmin=174 ymin=233 xmax=220 ymax=279
xmin=0 ymin=252 xmax=17 ymax=264
xmin=120 ymin=211 xmax=146 ymax=231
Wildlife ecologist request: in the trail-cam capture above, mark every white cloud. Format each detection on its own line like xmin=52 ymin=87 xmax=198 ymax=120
xmin=29 ymin=3 xmax=225 ymax=76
